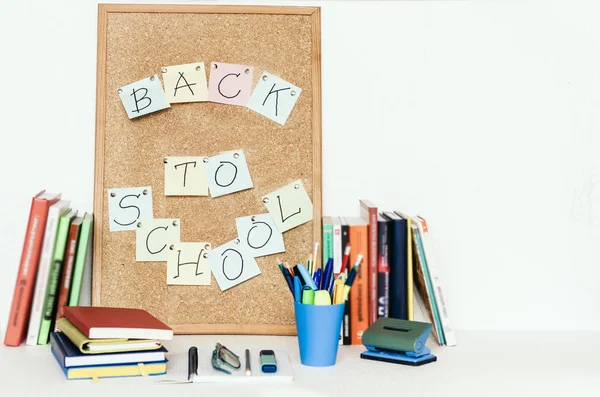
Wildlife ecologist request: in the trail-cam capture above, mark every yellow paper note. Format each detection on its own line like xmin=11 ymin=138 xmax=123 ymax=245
xmin=262 ymin=179 xmax=313 ymax=233
xmin=167 ymin=242 xmax=211 ymax=286
xmin=162 ymin=62 xmax=208 ymax=104
xmin=164 ymin=156 xmax=208 ymax=196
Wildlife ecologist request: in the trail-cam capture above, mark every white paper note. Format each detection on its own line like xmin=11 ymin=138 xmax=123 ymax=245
xmin=162 ymin=62 xmax=208 ymax=104
xmin=262 ymin=179 xmax=313 ymax=233
xmin=164 ymin=156 xmax=209 ymax=196
xmin=246 ymin=72 xmax=302 ymax=125
xmin=167 ymin=242 xmax=211 ymax=285
xmin=118 ymin=75 xmax=170 ymax=119
xmin=108 ymin=186 xmax=153 ymax=232
xmin=207 ymin=239 xmax=261 ymax=291
xmin=235 ymin=214 xmax=285 ymax=258
xmin=203 ymin=150 xmax=253 ymax=198
xmin=136 ymin=219 xmax=181 ymax=262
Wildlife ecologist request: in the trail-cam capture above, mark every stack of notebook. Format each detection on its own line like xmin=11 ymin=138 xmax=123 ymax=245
xmin=50 ymin=306 xmax=173 ymax=381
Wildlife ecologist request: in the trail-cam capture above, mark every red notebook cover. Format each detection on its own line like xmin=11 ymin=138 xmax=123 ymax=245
xmin=4 ymin=191 xmax=60 ymax=347
xmin=62 ymin=306 xmax=173 ymax=340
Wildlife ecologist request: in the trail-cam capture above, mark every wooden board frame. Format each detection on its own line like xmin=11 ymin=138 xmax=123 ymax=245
xmin=93 ymin=4 xmax=322 ymax=335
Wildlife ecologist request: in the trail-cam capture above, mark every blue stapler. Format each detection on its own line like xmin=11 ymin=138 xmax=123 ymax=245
xmin=360 ymin=317 xmax=437 ymax=366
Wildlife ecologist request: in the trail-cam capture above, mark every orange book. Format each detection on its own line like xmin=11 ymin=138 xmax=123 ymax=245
xmin=54 ymin=216 xmax=83 ymax=328
xmin=346 ymin=217 xmax=369 ymax=345
xmin=4 ymin=191 xmax=61 ymax=346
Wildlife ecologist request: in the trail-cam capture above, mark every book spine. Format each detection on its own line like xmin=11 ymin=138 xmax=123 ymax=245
xmin=78 ymin=229 xmax=94 ymax=307
xmin=55 ymin=223 xmax=81 ymax=329
xmin=377 ymin=220 xmax=389 ymax=318
xmin=367 ymin=208 xmax=378 ymax=325
xmin=406 ymin=218 xmax=413 ymax=321
xmin=4 ymin=197 xmax=52 ymax=346
xmin=26 ymin=209 xmax=61 ymax=346
xmin=69 ymin=218 xmax=92 ymax=306
xmin=332 ymin=220 xmax=342 ymax=274
xmin=63 ymin=311 xmax=91 ymax=339
xmin=349 ymin=224 xmax=369 ymax=345
xmin=38 ymin=213 xmax=73 ymax=344
xmin=340 ymin=219 xmax=350 ymax=346
xmin=419 ymin=218 xmax=456 ymax=346
xmin=322 ymin=219 xmax=333 ymax=269
xmin=389 ymin=219 xmax=408 ymax=320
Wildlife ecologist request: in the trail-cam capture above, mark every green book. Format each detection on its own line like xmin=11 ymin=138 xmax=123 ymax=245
xmin=68 ymin=213 xmax=93 ymax=306
xmin=322 ymin=216 xmax=333 ymax=267
xmin=38 ymin=209 xmax=77 ymax=344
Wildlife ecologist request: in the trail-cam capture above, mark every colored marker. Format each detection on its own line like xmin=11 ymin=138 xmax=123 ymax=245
xmin=314 ymin=290 xmax=331 ymax=305
xmin=341 ymin=245 xmax=351 ymax=273
xmin=322 ymin=258 xmax=333 ymax=291
xmin=343 ymin=254 xmax=363 ymax=301
xmin=302 ymin=286 xmax=315 ymax=304
xmin=293 ymin=276 xmax=302 ymax=303
xmin=314 ymin=268 xmax=322 ymax=289
xmin=296 ymin=264 xmax=318 ymax=290
xmin=278 ymin=264 xmax=294 ymax=295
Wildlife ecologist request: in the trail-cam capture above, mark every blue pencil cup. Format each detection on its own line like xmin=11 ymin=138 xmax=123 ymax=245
xmin=294 ymin=302 xmax=345 ymax=367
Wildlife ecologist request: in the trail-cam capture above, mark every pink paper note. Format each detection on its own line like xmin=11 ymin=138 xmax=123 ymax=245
xmin=207 ymin=62 xmax=254 ymax=106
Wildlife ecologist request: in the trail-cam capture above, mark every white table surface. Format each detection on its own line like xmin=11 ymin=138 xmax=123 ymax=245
xmin=1 ymin=331 xmax=599 ymax=397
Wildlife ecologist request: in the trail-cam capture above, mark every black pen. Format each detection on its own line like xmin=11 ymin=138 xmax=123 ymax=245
xmin=188 ymin=346 xmax=198 ymax=381
xmin=245 ymin=349 xmax=251 ymax=376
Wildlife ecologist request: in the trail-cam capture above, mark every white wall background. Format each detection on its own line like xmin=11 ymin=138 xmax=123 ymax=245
xmin=1 ymin=0 xmax=599 ymax=334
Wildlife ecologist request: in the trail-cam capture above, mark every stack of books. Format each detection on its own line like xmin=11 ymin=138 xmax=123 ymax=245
xmin=322 ymin=199 xmax=456 ymax=347
xmin=51 ymin=306 xmax=173 ymax=381
xmin=4 ymin=191 xmax=94 ymax=347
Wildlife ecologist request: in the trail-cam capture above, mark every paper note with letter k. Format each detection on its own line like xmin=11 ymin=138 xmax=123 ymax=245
xmin=262 ymin=179 xmax=313 ymax=233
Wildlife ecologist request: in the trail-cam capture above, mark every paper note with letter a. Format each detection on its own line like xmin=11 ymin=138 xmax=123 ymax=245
xmin=262 ymin=179 xmax=313 ymax=233
xmin=118 ymin=75 xmax=170 ymax=119
xmin=162 ymin=62 xmax=208 ymax=104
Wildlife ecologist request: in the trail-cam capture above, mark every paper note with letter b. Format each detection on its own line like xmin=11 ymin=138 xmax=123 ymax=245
xmin=247 ymin=72 xmax=302 ymax=125
xmin=118 ymin=75 xmax=170 ymax=119
xmin=207 ymin=239 xmax=261 ymax=291
xmin=167 ymin=242 xmax=211 ymax=285
xmin=262 ymin=180 xmax=313 ymax=233
xmin=236 ymin=214 xmax=285 ymax=258
xmin=136 ymin=219 xmax=181 ymax=262
xmin=164 ymin=156 xmax=208 ymax=196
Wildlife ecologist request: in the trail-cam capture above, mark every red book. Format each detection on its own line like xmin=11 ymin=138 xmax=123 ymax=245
xmin=359 ymin=199 xmax=378 ymax=325
xmin=63 ymin=307 xmax=173 ymax=340
xmin=346 ymin=217 xmax=369 ymax=345
xmin=54 ymin=216 xmax=83 ymax=328
xmin=4 ymin=191 xmax=61 ymax=347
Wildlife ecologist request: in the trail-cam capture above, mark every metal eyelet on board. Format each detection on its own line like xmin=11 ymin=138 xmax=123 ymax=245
xmin=234 ymin=238 xmax=240 ymax=244
xmin=137 ymin=222 xmax=142 ymax=228
xmin=245 ymin=68 xmax=250 ymax=74
xmin=150 ymin=75 xmax=155 ymax=81
xmin=117 ymin=88 xmax=123 ymax=94
xmin=233 ymin=152 xmax=239 ymax=159
xmin=172 ymin=220 xmax=178 ymax=227
xmin=169 ymin=244 xmax=175 ymax=250
xmin=262 ymin=75 xmax=268 ymax=81
xmin=203 ymin=252 xmax=209 ymax=259
xmin=164 ymin=158 xmax=168 ymax=164
xmin=204 ymin=244 xmax=210 ymax=250
xmin=263 ymin=197 xmax=269 ymax=204
xmin=110 ymin=192 xmax=116 ymax=197
xmin=161 ymin=67 xmax=167 ymax=73
xmin=213 ymin=63 xmax=218 ymax=69
xmin=290 ymin=90 xmax=296 ymax=96
xmin=143 ymin=189 xmax=148 ymax=195
xmin=294 ymin=184 xmax=300 ymax=189
xmin=196 ymin=65 xmax=202 ymax=71
xmin=251 ymin=215 xmax=256 ymax=221
xmin=203 ymin=157 xmax=209 ymax=163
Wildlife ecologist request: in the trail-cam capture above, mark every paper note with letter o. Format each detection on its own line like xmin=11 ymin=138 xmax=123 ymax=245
xmin=247 ymin=71 xmax=302 ymax=125
xmin=118 ymin=75 xmax=170 ymax=119
xmin=167 ymin=242 xmax=211 ymax=285
xmin=262 ymin=179 xmax=313 ymax=233
xmin=108 ymin=186 xmax=153 ymax=232
xmin=235 ymin=214 xmax=285 ymax=258
xmin=136 ymin=219 xmax=181 ymax=262
xmin=207 ymin=62 xmax=254 ymax=106
xmin=207 ymin=239 xmax=261 ymax=291
xmin=203 ymin=150 xmax=253 ymax=198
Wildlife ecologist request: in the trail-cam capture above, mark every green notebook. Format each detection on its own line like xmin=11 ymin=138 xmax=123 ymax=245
xmin=38 ymin=209 xmax=77 ymax=344
xmin=68 ymin=213 xmax=93 ymax=306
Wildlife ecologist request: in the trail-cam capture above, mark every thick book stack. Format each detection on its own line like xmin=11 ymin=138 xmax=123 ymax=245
xmin=4 ymin=191 xmax=94 ymax=347
xmin=51 ymin=306 xmax=173 ymax=381
xmin=322 ymin=200 xmax=456 ymax=347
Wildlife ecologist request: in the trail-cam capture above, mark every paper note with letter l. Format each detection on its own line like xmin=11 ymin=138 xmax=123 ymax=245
xmin=207 ymin=239 xmax=261 ymax=291
xmin=262 ymin=180 xmax=313 ymax=233
xmin=167 ymin=242 xmax=211 ymax=285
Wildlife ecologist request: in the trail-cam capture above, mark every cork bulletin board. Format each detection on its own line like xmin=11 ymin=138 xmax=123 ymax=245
xmin=93 ymin=4 xmax=322 ymax=335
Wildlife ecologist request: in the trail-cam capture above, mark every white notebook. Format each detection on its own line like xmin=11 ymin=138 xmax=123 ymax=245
xmin=159 ymin=348 xmax=293 ymax=383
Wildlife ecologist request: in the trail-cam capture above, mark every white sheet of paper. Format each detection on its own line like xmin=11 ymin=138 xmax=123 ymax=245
xmin=108 ymin=186 xmax=153 ymax=232
xmin=118 ymin=75 xmax=170 ymax=119
xmin=136 ymin=219 xmax=181 ymax=262
xmin=246 ymin=72 xmax=302 ymax=125
xmin=207 ymin=239 xmax=261 ymax=291
xmin=235 ymin=214 xmax=285 ymax=258
xmin=162 ymin=62 xmax=208 ymax=104
xmin=203 ymin=150 xmax=253 ymax=198
xmin=164 ymin=156 xmax=208 ymax=196
xmin=262 ymin=179 xmax=313 ymax=233
xmin=167 ymin=242 xmax=211 ymax=285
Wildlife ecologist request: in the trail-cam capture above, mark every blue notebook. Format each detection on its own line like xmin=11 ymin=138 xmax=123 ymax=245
xmin=50 ymin=331 xmax=167 ymax=368
xmin=381 ymin=212 xmax=407 ymax=320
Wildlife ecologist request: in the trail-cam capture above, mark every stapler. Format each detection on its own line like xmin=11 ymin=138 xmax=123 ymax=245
xmin=360 ymin=317 xmax=437 ymax=366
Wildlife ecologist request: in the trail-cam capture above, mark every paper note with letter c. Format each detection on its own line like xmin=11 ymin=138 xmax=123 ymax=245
xmin=262 ymin=179 xmax=313 ymax=233
xmin=207 ymin=62 xmax=254 ymax=106
xmin=207 ymin=239 xmax=261 ymax=291
xmin=136 ymin=219 xmax=181 ymax=262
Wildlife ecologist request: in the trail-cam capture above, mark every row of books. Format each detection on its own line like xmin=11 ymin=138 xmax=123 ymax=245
xmin=322 ymin=199 xmax=456 ymax=346
xmin=50 ymin=306 xmax=173 ymax=380
xmin=4 ymin=191 xmax=94 ymax=347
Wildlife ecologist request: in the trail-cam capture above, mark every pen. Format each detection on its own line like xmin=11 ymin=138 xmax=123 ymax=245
xmin=322 ymin=258 xmax=333 ymax=291
xmin=296 ymin=264 xmax=318 ymax=290
xmin=341 ymin=245 xmax=351 ymax=273
xmin=313 ymin=242 xmax=320 ymax=273
xmin=188 ymin=346 xmax=198 ymax=382
xmin=278 ymin=263 xmax=294 ymax=295
xmin=343 ymin=254 xmax=363 ymax=302
xmin=314 ymin=268 xmax=322 ymax=289
xmin=245 ymin=349 xmax=251 ymax=376
xmin=294 ymin=276 xmax=302 ymax=303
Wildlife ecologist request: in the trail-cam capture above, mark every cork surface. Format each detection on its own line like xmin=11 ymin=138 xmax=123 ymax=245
xmin=97 ymin=9 xmax=319 ymax=333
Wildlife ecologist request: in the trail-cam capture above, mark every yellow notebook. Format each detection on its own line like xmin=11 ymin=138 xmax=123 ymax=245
xmin=64 ymin=361 xmax=167 ymax=382
xmin=56 ymin=318 xmax=162 ymax=354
